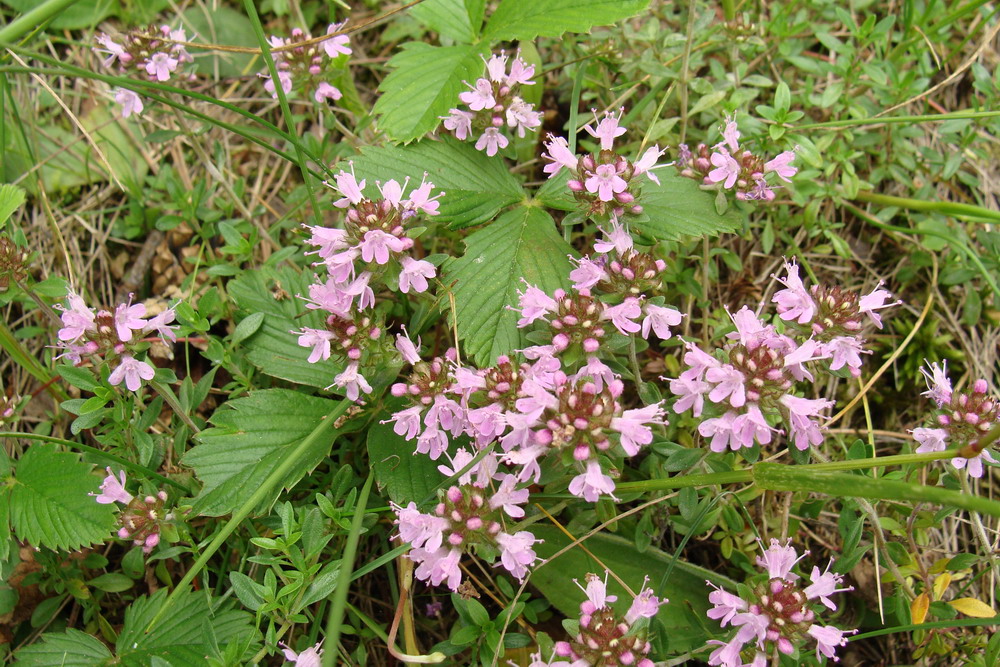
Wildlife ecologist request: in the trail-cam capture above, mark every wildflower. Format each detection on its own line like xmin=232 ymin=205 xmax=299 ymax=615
xmin=331 ymin=362 xmax=372 ymax=401
xmin=108 ymin=355 xmax=156 ymax=392
xmin=584 ymin=108 xmax=627 ymax=150
xmin=542 ymin=135 xmax=579 ymax=176
xmin=568 ymin=460 xmax=618 ymax=502
xmin=459 ymin=78 xmax=496 ymax=111
xmin=475 ymin=127 xmax=509 ymax=156
xmin=313 ymin=82 xmax=342 ymax=102
xmin=323 ymin=22 xmax=352 ymax=58
xmin=707 ymin=151 xmax=740 ymax=189
xmin=115 ymin=89 xmax=144 ymax=118
xmin=144 ymin=52 xmax=178 ymax=81
xmin=282 ymin=641 xmax=324 ymax=666
xmin=442 ymin=109 xmax=475 ymax=140
xmin=57 ymin=291 xmax=96 ymax=342
xmin=92 ymin=468 xmax=133 ymax=505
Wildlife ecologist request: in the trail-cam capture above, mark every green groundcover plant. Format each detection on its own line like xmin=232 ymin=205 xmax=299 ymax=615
xmin=1 ymin=0 xmax=1000 ymax=665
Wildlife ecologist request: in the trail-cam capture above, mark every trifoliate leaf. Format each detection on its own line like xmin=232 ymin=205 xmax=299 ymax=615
xmin=631 ymin=171 xmax=745 ymax=241
xmin=373 ymin=43 xmax=486 ymax=142
xmin=115 ymin=588 xmax=260 ymax=665
xmin=13 ymin=628 xmax=113 ymax=666
xmin=481 ymin=0 xmax=649 ymax=41
xmin=350 ymin=136 xmax=524 ymax=230
xmin=9 ymin=444 xmax=117 ymax=551
xmin=445 ymin=206 xmax=575 ymax=366
xmin=182 ymin=390 xmax=345 ymax=516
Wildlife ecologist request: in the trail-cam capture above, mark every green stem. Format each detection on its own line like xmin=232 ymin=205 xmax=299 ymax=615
xmin=0 ymin=431 xmax=190 ymax=493
xmin=149 ymin=380 xmax=201 ymax=435
xmin=322 ymin=472 xmax=374 ymax=667
xmin=143 ymin=399 xmax=350 ymax=632
xmin=242 ymin=0 xmax=325 ymax=229
xmin=853 ymin=190 xmax=1000 ymax=223
xmin=793 ymin=109 xmax=1000 ymax=131
xmin=0 ymin=0 xmax=78 ymax=43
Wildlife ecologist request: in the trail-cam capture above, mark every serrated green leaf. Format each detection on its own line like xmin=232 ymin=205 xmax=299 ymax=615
xmin=373 ymin=43 xmax=485 ymax=142
xmin=367 ymin=398 xmax=446 ymax=504
xmin=14 ymin=628 xmax=113 ymax=666
xmin=182 ymin=390 xmax=345 ymax=516
xmin=0 ymin=183 xmax=26 ymax=227
xmin=115 ymin=588 xmax=259 ymax=665
xmin=351 ymin=136 xmax=524 ymax=230
xmin=228 ymin=267 xmax=343 ymax=389
xmin=410 ymin=0 xmax=480 ymax=42
xmin=481 ymin=0 xmax=649 ymax=41
xmin=632 ymin=171 xmax=744 ymax=241
xmin=529 ymin=526 xmax=736 ymax=654
xmin=445 ymin=206 xmax=575 ymax=366
xmin=9 ymin=445 xmax=117 ymax=551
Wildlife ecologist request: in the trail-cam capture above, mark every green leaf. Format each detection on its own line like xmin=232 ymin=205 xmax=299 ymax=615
xmin=115 ymin=588 xmax=259 ymax=665
xmin=351 ymin=136 xmax=524 ymax=230
xmin=87 ymin=573 xmax=134 ymax=593
xmin=14 ymin=628 xmax=113 ymax=666
xmin=182 ymin=390 xmax=346 ymax=516
xmin=180 ymin=6 xmax=258 ymax=78
xmin=631 ymin=171 xmax=744 ymax=241
xmin=0 ymin=0 xmax=119 ymax=30
xmin=0 ymin=183 xmax=26 ymax=227
xmin=482 ymin=0 xmax=649 ymax=41
xmin=9 ymin=445 xmax=117 ymax=551
xmin=229 ymin=572 xmax=266 ymax=612
xmin=367 ymin=398 xmax=445 ymax=504
xmin=410 ymin=0 xmax=480 ymax=42
xmin=372 ymin=43 xmax=485 ymax=142
xmin=529 ymin=526 xmax=735 ymax=653
xmin=228 ymin=266 xmax=343 ymax=389
xmin=445 ymin=206 xmax=575 ymax=366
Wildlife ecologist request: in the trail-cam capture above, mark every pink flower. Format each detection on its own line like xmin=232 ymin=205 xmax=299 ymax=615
xmin=764 ymin=150 xmax=797 ymax=182
xmin=593 ymin=221 xmax=633 ymax=255
xmin=489 ymin=475 xmax=529 ymax=518
xmin=503 ymin=442 xmax=545 ymax=483
xmin=822 ymin=336 xmax=867 ymax=376
xmin=772 ymin=260 xmax=816 ymax=324
xmin=92 ymin=467 xmax=133 ymax=504
xmin=542 ymin=135 xmax=578 ymax=176
xmin=475 ymin=127 xmax=509 ymax=156
xmin=404 ymin=174 xmax=443 ymax=216
xmin=484 ymin=52 xmax=508 ymax=82
xmin=584 ymin=108 xmax=627 ymax=150
xmin=386 ymin=405 xmax=423 ymax=440
xmin=612 ymin=403 xmax=666 ymax=455
xmin=707 ymin=636 xmax=749 ymax=667
xmin=442 ymin=109 xmax=475 ymax=140
xmin=706 ymin=581 xmax=746 ymax=627
xmin=398 ymin=256 xmax=436 ymax=294
xmin=602 ymin=297 xmax=642 ymax=335
xmin=781 ymin=395 xmax=833 ymax=450
xmin=804 ymin=563 xmax=853 ymax=610
xmin=115 ymin=89 xmax=144 ymax=118
xmin=377 ymin=179 xmax=406 ymax=207
xmin=568 ymin=460 xmax=618 ymax=502
xmin=58 ymin=291 xmax=96 ymax=342
xmin=144 ymin=52 xmax=178 ymax=81
xmin=699 ymin=411 xmax=739 ymax=452
xmin=858 ymin=282 xmax=899 ymax=329
xmin=395 ymin=328 xmax=421 ymax=364
xmin=359 ymin=229 xmax=406 ymax=264
xmin=282 ymin=641 xmax=323 ymax=667
xmin=95 ymin=34 xmax=126 ymax=68
xmin=952 ymin=449 xmax=996 ymax=478
xmin=263 ymin=70 xmax=293 ymax=97
xmin=569 ymin=256 xmax=608 ymax=290
xmin=625 ymin=579 xmax=666 ymax=624
xmin=438 ymin=448 xmax=497 ymax=486
xmin=707 ymin=151 xmax=740 ymax=189
xmin=313 ymin=82 xmax=342 ymax=102
xmin=114 ymin=297 xmax=147 ymax=342
xmin=506 ymin=56 xmax=535 ymax=86
xmin=913 ymin=426 xmax=948 ymax=454
xmin=719 ymin=118 xmax=741 ymax=152
xmin=496 ymin=530 xmax=540 ymax=580
xmin=109 ymin=355 xmax=156 ymax=391
xmin=669 ymin=374 xmax=709 ymax=417
xmin=411 ymin=545 xmax=463 ymax=590
xmin=331 ymin=165 xmax=366 ymax=208
xmin=516 ymin=282 xmax=557 ymax=326
xmin=706 ymin=365 xmax=747 ymax=408
xmin=575 ymin=571 xmax=617 ymax=613
xmin=633 ymin=145 xmax=667 ymax=185
xmin=394 ymin=501 xmax=447 ymax=551
xmin=142 ymin=307 xmax=178 ymax=342
xmin=459 ymin=77 xmax=495 ymax=111
xmin=585 ymin=164 xmax=627 ymax=202
xmin=641 ymin=304 xmax=682 ymax=340
xmin=506 ymin=97 xmax=542 ymax=137
xmin=323 ymin=22 xmax=352 ymax=57
xmin=331 ymin=362 xmax=372 ymax=401
xmin=732 ymin=405 xmax=779 ymax=448
xmin=756 ymin=538 xmax=804 ymax=580
xmin=295 ymin=328 xmax=335 ymax=363
xmin=919 ymin=361 xmax=952 ymax=406
xmin=807 ymin=624 xmax=850 ymax=661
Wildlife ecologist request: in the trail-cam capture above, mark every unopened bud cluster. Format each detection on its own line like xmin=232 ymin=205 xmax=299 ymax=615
xmin=0 ymin=236 xmax=28 ymax=290
xmin=92 ymin=468 xmax=173 ymax=553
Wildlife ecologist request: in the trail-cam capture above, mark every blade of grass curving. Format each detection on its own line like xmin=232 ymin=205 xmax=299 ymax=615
xmin=143 ymin=399 xmax=350 ymax=633
xmin=852 ymin=617 xmax=1000 ymax=640
xmin=0 ymin=0 xmax=79 ymax=44
xmin=241 ymin=0 xmax=324 ymax=229
xmin=322 ymin=471 xmax=374 ymax=667
xmin=854 ymin=190 xmax=1000 ymax=224
xmin=793 ymin=109 xmax=1000 ymax=130
xmin=0 ymin=431 xmax=191 ymax=493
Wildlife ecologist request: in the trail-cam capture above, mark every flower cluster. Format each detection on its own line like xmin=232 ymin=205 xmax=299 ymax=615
xmin=772 ymin=259 xmax=898 ymax=377
xmin=56 ymin=291 xmax=177 ymax=392
xmin=705 ymin=539 xmax=854 ymax=666
xmin=293 ymin=167 xmax=443 ymax=400
xmin=677 ymin=117 xmax=797 ymax=201
xmin=92 ymin=468 xmax=172 ymax=553
xmin=913 ymin=361 xmax=998 ymax=478
xmin=392 ymin=469 xmax=540 ymax=591
xmin=442 ymin=51 xmax=542 ymax=156
xmin=551 ymin=572 xmax=666 ymax=667
xmin=387 ymin=328 xmax=669 ymax=503
xmin=260 ymin=22 xmax=351 ymax=102
xmin=94 ymin=25 xmax=194 ymax=118
xmin=542 ymin=108 xmax=666 ymax=218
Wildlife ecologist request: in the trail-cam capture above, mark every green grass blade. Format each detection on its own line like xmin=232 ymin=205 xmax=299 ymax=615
xmin=0 ymin=0 xmax=80 ymax=43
